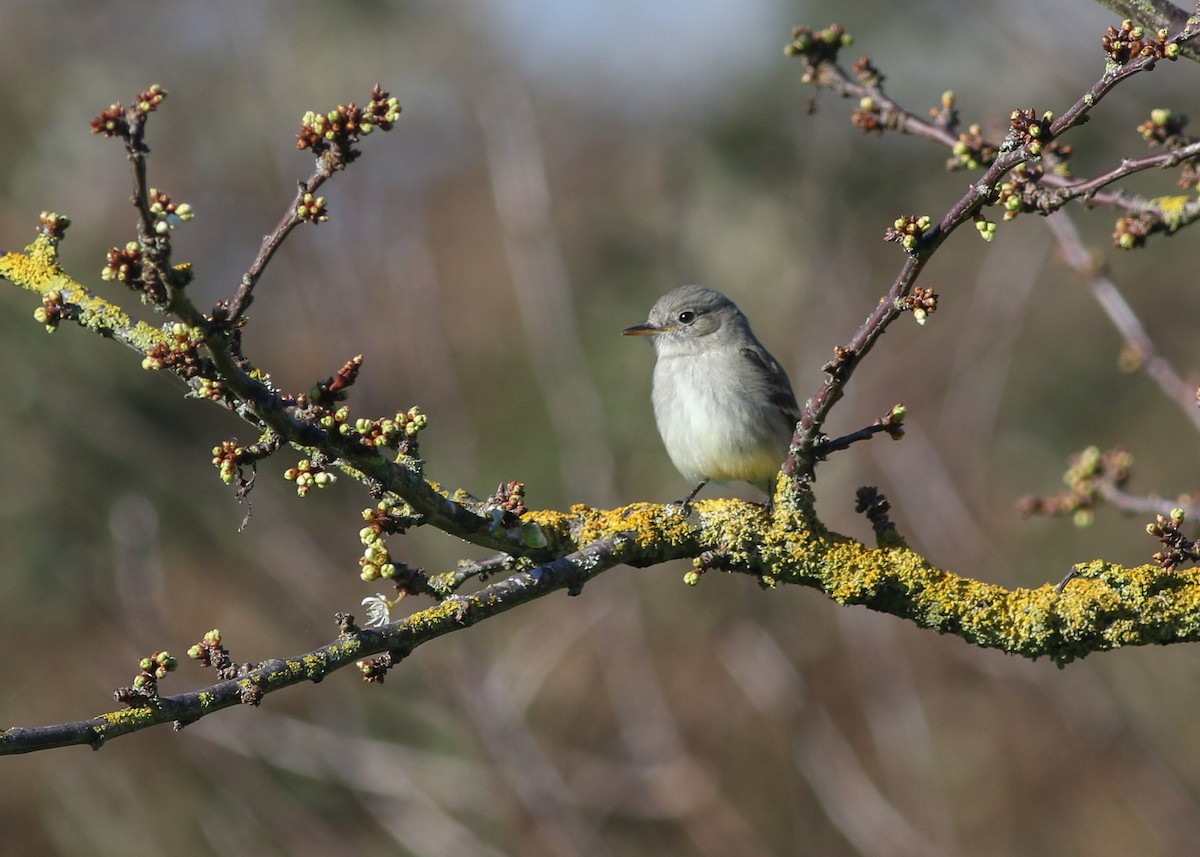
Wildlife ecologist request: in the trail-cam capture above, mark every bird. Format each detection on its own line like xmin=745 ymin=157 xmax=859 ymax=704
xmin=623 ymin=285 xmax=800 ymax=510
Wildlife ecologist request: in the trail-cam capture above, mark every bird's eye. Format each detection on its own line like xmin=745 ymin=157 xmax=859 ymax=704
xmin=677 ymin=310 xmax=697 ymax=325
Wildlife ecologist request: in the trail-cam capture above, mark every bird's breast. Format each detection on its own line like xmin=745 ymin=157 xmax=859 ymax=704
xmin=650 ymin=349 xmax=792 ymax=485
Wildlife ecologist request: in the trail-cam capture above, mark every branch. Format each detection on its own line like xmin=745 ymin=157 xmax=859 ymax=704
xmin=226 ymin=85 xmax=401 ymax=326
xmin=1019 ymin=445 xmax=1200 ymax=525
xmin=812 ymin=404 xmax=907 ymax=460
xmin=1 ymin=535 xmax=635 ymax=754
xmin=7 ymin=496 xmax=1200 ymax=753
xmin=1043 ymin=211 xmax=1200 ymax=432
xmin=0 ymin=230 xmax=559 ymax=560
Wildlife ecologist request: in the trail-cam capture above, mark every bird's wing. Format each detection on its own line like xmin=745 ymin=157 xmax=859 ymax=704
xmin=740 ymin=346 xmax=801 ymax=425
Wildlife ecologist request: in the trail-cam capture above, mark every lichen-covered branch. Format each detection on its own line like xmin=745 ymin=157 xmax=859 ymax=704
xmin=6 ymin=487 xmax=1199 ymax=753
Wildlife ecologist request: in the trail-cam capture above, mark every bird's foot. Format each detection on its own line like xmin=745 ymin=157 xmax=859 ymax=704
xmin=667 ymin=498 xmax=696 ymax=517
xmin=667 ymin=480 xmax=709 ymax=518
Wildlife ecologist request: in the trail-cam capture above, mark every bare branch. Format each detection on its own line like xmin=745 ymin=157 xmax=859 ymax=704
xmin=1044 ymin=211 xmax=1200 ymax=432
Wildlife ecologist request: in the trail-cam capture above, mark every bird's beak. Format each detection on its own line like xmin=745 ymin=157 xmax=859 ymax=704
xmin=622 ymin=321 xmax=663 ymax=336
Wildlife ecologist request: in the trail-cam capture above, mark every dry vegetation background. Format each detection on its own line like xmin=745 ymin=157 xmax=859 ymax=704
xmin=3 ymin=0 xmax=1200 ymax=854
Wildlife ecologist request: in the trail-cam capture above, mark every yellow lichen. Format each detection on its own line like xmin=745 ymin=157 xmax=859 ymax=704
xmin=2 ymin=240 xmax=184 ymax=358
xmin=100 ymin=707 xmax=155 ymax=727
xmin=1149 ymin=194 xmax=1191 ymax=229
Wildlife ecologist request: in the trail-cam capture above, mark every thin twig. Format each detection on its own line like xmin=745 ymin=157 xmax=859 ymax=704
xmin=812 ymin=414 xmax=904 ymax=460
xmin=1096 ymin=480 xmax=1200 ymax=518
xmin=1044 ymin=211 xmax=1200 ymax=433
xmin=226 ymin=158 xmax=337 ymax=326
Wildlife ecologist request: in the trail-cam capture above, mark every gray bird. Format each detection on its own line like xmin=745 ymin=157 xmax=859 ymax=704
xmin=623 ymin=285 xmax=800 ymax=509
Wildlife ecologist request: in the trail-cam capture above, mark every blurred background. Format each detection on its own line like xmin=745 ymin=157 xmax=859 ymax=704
xmin=3 ymin=0 xmax=1200 ymax=854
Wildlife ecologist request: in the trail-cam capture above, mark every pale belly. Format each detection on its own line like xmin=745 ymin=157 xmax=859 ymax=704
xmin=651 ymin=350 xmax=791 ymax=486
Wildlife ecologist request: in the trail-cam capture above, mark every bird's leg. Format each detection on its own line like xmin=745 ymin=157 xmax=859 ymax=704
xmin=672 ymin=480 xmax=709 ymax=516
